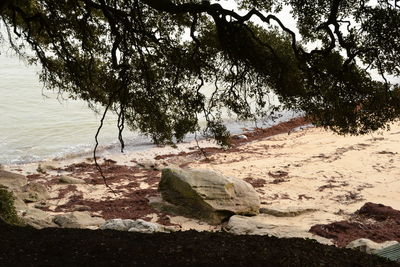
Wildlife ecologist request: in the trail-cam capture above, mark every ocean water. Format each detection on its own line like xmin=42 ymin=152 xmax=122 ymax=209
xmin=0 ymin=7 xmax=304 ymax=166
xmin=0 ymin=50 xmax=296 ymax=165
xmin=0 ymin=51 xmax=143 ymax=165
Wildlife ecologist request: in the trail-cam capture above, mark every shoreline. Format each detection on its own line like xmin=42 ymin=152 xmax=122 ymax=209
xmin=1 ymin=111 xmax=301 ymax=166
xmin=2 ymin=117 xmax=400 ymax=248
xmin=3 ymin=117 xmax=308 ymax=174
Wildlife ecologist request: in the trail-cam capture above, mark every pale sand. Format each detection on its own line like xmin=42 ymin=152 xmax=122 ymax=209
xmin=188 ymin=123 xmax=400 ymax=233
xmin=4 ymin=121 xmax=400 ymax=240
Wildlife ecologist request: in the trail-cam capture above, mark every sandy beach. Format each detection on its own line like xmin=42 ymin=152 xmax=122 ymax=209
xmin=190 ymin=120 xmax=400 ymax=229
xmin=2 ymin=117 xmax=400 ymax=247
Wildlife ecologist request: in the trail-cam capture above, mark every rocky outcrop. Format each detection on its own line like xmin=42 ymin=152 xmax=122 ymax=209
xmin=20 ymin=182 xmax=49 ymax=203
xmin=226 ymin=215 xmax=333 ymax=245
xmin=36 ymin=163 xmax=57 ymax=174
xmin=22 ymin=208 xmax=58 ymax=229
xmin=136 ymin=160 xmax=161 ymax=170
xmin=52 ymin=211 xmax=105 ymax=229
xmin=0 ymin=171 xmax=49 ymax=204
xmin=0 ymin=170 xmax=27 ymax=191
xmin=20 ymin=209 xmax=105 ymax=229
xmin=159 ymin=167 xmax=260 ymax=224
xmin=346 ymin=238 xmax=399 ymax=254
xmin=234 ymin=135 xmax=248 ymax=140
xmin=259 ymin=206 xmax=318 ymax=217
xmin=100 ymin=218 xmax=175 ymax=233
xmin=58 ymin=175 xmax=85 ymax=184
xmin=73 ymin=205 xmax=91 ymax=211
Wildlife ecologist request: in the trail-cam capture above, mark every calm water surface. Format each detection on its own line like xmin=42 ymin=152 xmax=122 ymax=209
xmin=0 ymin=51 xmax=144 ymax=165
xmin=0 ymin=50 xmax=295 ymax=165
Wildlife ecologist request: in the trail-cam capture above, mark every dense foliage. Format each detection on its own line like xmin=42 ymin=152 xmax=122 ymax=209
xmin=1 ymin=0 xmax=399 ymax=145
xmin=0 ymin=186 xmax=24 ymax=226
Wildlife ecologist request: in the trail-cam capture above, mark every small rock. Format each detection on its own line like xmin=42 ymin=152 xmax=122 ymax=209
xmin=73 ymin=205 xmax=91 ymax=211
xmin=103 ymin=158 xmax=117 ymax=164
xmin=234 ymin=135 xmax=248 ymax=140
xmin=289 ymin=124 xmax=314 ymax=134
xmin=259 ymin=206 xmax=318 ymax=217
xmin=268 ymin=170 xmax=289 ymax=178
xmin=59 ymin=175 xmax=85 ymax=184
xmin=37 ymin=163 xmax=57 ymax=174
xmin=34 ymin=202 xmax=49 ymax=209
xmin=346 ymin=238 xmax=399 ymax=254
xmin=22 ymin=208 xmax=57 ymax=229
xmin=136 ymin=160 xmax=159 ymax=170
xmin=53 ymin=214 xmax=80 ymax=228
xmin=226 ymin=215 xmax=333 ymax=246
xmin=53 ymin=212 xmax=105 ymax=229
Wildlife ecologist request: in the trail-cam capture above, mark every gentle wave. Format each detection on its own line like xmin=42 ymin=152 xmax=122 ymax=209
xmin=0 ymin=50 xmax=297 ymax=165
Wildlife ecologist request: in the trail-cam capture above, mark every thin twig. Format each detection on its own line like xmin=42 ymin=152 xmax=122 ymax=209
xmin=117 ymin=104 xmax=125 ymax=153
xmin=94 ymin=102 xmax=116 ymax=195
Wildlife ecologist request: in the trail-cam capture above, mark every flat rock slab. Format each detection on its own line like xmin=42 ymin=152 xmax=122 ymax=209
xmin=259 ymin=206 xmax=318 ymax=217
xmin=53 ymin=211 xmax=105 ymax=229
xmin=100 ymin=218 xmax=175 ymax=233
xmin=59 ymin=175 xmax=85 ymax=184
xmin=226 ymin=215 xmax=333 ymax=245
xmin=0 ymin=170 xmax=27 ymax=191
xmin=19 ymin=182 xmax=49 ymax=203
xmin=22 ymin=208 xmax=58 ymax=229
xmin=159 ymin=167 xmax=260 ymax=224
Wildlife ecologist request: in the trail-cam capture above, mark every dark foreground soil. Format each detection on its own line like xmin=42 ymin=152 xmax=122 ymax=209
xmin=0 ymin=220 xmax=397 ymax=267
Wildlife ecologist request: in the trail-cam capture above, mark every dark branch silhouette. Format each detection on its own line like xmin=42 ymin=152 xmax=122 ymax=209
xmin=1 ymin=0 xmax=399 ymax=188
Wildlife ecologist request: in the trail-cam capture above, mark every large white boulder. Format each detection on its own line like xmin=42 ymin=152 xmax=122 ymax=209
xmin=159 ymin=167 xmax=260 ymax=224
xmin=100 ymin=218 xmax=174 ymax=233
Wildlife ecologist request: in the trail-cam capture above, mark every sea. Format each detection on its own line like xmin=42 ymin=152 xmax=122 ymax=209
xmin=0 ymin=47 xmax=296 ymax=166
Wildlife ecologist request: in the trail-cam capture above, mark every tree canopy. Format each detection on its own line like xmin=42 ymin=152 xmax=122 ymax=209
xmin=1 ymin=0 xmax=400 ymax=146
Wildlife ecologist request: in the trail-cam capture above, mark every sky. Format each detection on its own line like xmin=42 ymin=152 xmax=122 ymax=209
xmin=1 ymin=1 xmax=398 ymax=84
xmin=211 ymin=0 xmax=399 ymax=84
